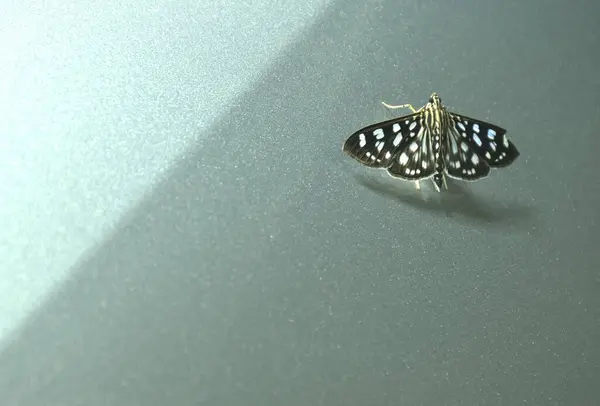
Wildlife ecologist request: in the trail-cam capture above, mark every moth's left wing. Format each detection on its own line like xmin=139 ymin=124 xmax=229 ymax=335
xmin=343 ymin=113 xmax=422 ymax=168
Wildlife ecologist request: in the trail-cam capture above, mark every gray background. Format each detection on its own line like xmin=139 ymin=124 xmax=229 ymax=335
xmin=1 ymin=0 xmax=599 ymax=405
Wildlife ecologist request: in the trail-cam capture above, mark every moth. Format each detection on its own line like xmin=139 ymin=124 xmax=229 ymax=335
xmin=343 ymin=93 xmax=519 ymax=191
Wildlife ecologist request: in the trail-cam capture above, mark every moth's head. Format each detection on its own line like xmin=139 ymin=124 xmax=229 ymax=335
xmin=428 ymin=92 xmax=441 ymax=106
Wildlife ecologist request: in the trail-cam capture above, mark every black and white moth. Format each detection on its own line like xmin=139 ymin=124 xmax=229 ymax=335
xmin=343 ymin=93 xmax=519 ymax=191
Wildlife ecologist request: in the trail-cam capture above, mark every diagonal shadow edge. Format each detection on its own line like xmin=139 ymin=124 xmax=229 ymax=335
xmin=0 ymin=1 xmax=435 ymax=405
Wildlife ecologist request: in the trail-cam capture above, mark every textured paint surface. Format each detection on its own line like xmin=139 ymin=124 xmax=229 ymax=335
xmin=0 ymin=0 xmax=333 ymax=338
xmin=1 ymin=0 xmax=600 ymax=405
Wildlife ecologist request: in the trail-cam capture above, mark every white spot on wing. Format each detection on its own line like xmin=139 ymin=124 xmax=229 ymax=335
xmin=409 ymin=121 xmax=417 ymax=131
xmin=393 ymin=123 xmax=400 ymax=133
xmin=422 ymin=136 xmax=428 ymax=155
xmin=374 ymin=128 xmax=385 ymax=140
xmin=409 ymin=142 xmax=418 ymax=152
xmin=473 ymin=134 xmax=482 ymax=147
xmin=399 ymin=152 xmax=409 ymax=165
xmin=393 ymin=133 xmax=402 ymax=146
xmin=487 ymin=129 xmax=496 ymax=139
xmin=473 ymin=123 xmax=480 ymax=133
xmin=359 ymin=133 xmax=366 ymax=148
xmin=457 ymin=122 xmax=466 ymax=131
xmin=375 ymin=140 xmax=384 ymax=152
xmin=451 ymin=138 xmax=458 ymax=154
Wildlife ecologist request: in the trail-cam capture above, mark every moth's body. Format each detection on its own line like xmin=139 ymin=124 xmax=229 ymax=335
xmin=343 ymin=93 xmax=519 ymax=192
xmin=420 ymin=94 xmax=450 ymax=190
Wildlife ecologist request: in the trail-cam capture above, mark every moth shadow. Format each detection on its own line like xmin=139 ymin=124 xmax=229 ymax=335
xmin=354 ymin=174 xmax=536 ymax=229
